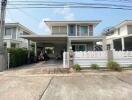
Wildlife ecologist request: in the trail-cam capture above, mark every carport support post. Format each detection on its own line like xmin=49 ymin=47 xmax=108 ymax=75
xmin=67 ymin=39 xmax=71 ymax=52
xmin=93 ymin=41 xmax=96 ymax=51
xmin=27 ymin=40 xmax=31 ymax=64
xmin=34 ymin=42 xmax=37 ymax=57
xmin=111 ymin=39 xmax=114 ymax=50
xmin=121 ymin=37 xmax=125 ymax=51
xmin=34 ymin=42 xmax=37 ymax=62
xmin=102 ymin=35 xmax=107 ymax=51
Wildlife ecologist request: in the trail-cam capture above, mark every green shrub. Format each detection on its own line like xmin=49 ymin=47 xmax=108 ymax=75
xmin=107 ymin=61 xmax=122 ymax=71
xmin=73 ymin=64 xmax=81 ymax=71
xmin=7 ymin=48 xmax=35 ymax=68
xmin=128 ymin=64 xmax=132 ymax=68
xmin=90 ymin=64 xmax=99 ymax=70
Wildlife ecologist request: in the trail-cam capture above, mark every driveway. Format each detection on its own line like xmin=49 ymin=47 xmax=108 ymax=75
xmin=0 ymin=65 xmax=132 ymax=100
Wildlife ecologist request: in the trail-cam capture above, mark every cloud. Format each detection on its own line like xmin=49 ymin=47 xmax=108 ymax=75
xmin=38 ymin=18 xmax=51 ymax=35
xmin=5 ymin=18 xmax=14 ymax=23
xmin=54 ymin=6 xmax=75 ymax=20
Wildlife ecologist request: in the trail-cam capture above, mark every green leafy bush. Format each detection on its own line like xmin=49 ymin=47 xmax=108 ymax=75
xmin=107 ymin=61 xmax=122 ymax=71
xmin=128 ymin=64 xmax=132 ymax=68
xmin=73 ymin=64 xmax=81 ymax=71
xmin=90 ymin=64 xmax=99 ymax=70
xmin=7 ymin=48 xmax=35 ymax=68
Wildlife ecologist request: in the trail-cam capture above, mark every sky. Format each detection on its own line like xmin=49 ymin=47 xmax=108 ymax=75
xmin=5 ymin=0 xmax=132 ymax=36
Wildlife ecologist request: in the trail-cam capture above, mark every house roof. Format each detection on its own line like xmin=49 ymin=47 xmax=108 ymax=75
xmin=115 ymin=20 xmax=132 ymax=28
xmin=44 ymin=20 xmax=101 ymax=27
xmin=102 ymin=20 xmax=132 ymax=36
xmin=5 ymin=22 xmax=36 ymax=35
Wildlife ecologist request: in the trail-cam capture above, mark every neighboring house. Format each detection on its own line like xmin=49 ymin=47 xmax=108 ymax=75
xmin=4 ymin=23 xmax=35 ymax=48
xmin=22 ymin=20 xmax=103 ymax=58
xmin=103 ymin=20 xmax=132 ymax=51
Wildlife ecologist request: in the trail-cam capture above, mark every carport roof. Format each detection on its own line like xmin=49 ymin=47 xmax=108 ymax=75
xmin=21 ymin=35 xmax=103 ymax=43
xmin=21 ymin=35 xmax=67 ymax=43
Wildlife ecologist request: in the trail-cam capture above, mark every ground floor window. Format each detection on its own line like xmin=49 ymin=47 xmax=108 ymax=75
xmin=11 ymin=43 xmax=16 ymax=48
xmin=72 ymin=44 xmax=86 ymax=51
xmin=4 ymin=43 xmax=7 ymax=48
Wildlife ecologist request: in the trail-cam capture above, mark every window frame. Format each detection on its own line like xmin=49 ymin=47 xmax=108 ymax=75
xmin=79 ymin=25 xmax=88 ymax=36
xmin=68 ymin=24 xmax=76 ymax=36
xmin=72 ymin=44 xmax=87 ymax=51
xmin=89 ymin=25 xmax=93 ymax=36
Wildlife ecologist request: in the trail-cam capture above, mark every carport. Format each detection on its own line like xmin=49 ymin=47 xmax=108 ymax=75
xmin=21 ymin=35 xmax=67 ymax=64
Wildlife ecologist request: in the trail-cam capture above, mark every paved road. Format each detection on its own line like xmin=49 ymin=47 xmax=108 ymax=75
xmin=0 ymin=71 xmax=132 ymax=100
xmin=41 ymin=74 xmax=132 ymax=100
xmin=1 ymin=63 xmax=132 ymax=100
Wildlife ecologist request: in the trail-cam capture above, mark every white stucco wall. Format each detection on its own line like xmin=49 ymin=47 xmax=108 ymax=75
xmin=105 ymin=25 xmax=128 ymax=45
xmin=4 ymin=25 xmax=33 ymax=48
xmin=128 ymin=25 xmax=132 ymax=35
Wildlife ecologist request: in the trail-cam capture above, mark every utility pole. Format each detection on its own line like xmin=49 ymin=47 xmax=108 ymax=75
xmin=0 ymin=0 xmax=7 ymax=71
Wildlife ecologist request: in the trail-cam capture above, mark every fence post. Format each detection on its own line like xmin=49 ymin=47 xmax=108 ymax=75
xmin=69 ymin=47 xmax=73 ymax=68
xmin=107 ymin=50 xmax=113 ymax=61
xmin=63 ymin=52 xmax=66 ymax=68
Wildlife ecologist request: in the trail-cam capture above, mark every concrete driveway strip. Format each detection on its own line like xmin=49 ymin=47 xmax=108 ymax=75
xmin=0 ymin=76 xmax=52 ymax=100
xmin=41 ymin=75 xmax=132 ymax=100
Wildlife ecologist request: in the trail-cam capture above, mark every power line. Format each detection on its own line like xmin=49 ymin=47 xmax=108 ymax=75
xmin=94 ymin=0 xmax=132 ymax=3
xmin=6 ymin=1 xmax=132 ymax=10
xmin=7 ymin=6 xmax=132 ymax=10
xmin=7 ymin=2 xmax=132 ymax=7
xmin=8 ymin=0 xmax=132 ymax=4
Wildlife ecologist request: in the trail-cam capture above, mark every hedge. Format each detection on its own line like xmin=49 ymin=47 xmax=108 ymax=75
xmin=7 ymin=48 xmax=35 ymax=68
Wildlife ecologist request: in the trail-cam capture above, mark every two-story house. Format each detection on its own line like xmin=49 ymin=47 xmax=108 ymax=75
xmin=22 ymin=20 xmax=103 ymax=59
xmin=4 ymin=23 xmax=35 ymax=48
xmin=103 ymin=20 xmax=132 ymax=51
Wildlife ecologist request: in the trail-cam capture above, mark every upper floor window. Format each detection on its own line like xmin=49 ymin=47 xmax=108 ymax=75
xmin=5 ymin=27 xmax=16 ymax=39
xmin=60 ymin=26 xmax=67 ymax=33
xmin=52 ymin=26 xmax=59 ymax=33
xmin=52 ymin=26 xmax=67 ymax=34
xmin=68 ymin=24 xmax=76 ymax=36
xmin=89 ymin=25 xmax=93 ymax=36
xmin=79 ymin=26 xmax=88 ymax=36
xmin=5 ymin=28 xmax=12 ymax=36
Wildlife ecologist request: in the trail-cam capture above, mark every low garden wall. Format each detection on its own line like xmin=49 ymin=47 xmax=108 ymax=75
xmin=73 ymin=51 xmax=108 ymax=68
xmin=63 ymin=51 xmax=132 ymax=68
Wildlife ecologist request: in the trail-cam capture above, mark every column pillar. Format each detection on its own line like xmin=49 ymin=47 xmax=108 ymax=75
xmin=27 ymin=40 xmax=30 ymax=63
xmin=7 ymin=41 xmax=11 ymax=48
xmin=121 ymin=37 xmax=125 ymax=51
xmin=34 ymin=42 xmax=37 ymax=57
xmin=93 ymin=41 xmax=96 ymax=51
xmin=111 ymin=39 xmax=114 ymax=50
xmin=102 ymin=35 xmax=107 ymax=51
xmin=76 ymin=24 xmax=77 ymax=36
xmin=67 ymin=39 xmax=71 ymax=52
